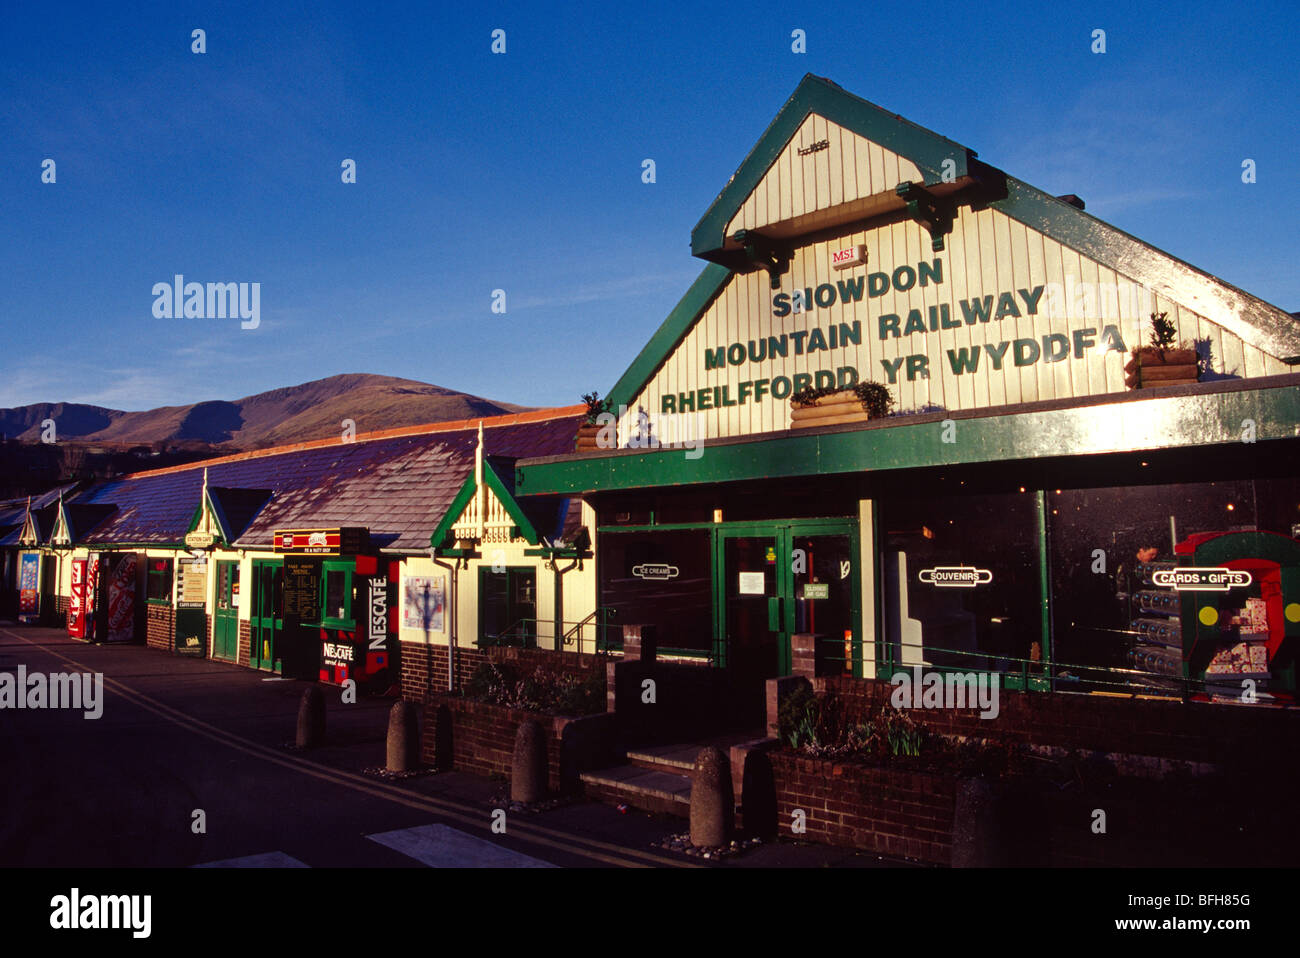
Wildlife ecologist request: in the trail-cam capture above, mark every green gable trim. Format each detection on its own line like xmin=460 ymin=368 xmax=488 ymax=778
xmin=51 ymin=503 xmax=72 ymax=544
xmin=430 ymin=461 xmax=542 ymax=551
xmin=990 ymin=176 xmax=1300 ymax=362
xmin=690 ymin=74 xmax=973 ymax=259
xmin=605 ymin=263 xmax=732 ymax=410
xmin=429 ymin=478 xmax=479 ymax=551
xmin=515 ymin=378 xmax=1300 ymax=496
xmin=184 ymin=499 xmax=229 ymax=546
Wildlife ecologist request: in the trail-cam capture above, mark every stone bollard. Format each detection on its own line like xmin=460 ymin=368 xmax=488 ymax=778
xmin=296 ymin=686 xmax=326 ymax=748
xmin=690 ymin=746 xmax=734 ymax=848
xmin=386 ymin=700 xmax=420 ymax=772
xmin=511 ymin=720 xmax=547 ymax=803
xmin=951 ymin=778 xmax=999 ymax=867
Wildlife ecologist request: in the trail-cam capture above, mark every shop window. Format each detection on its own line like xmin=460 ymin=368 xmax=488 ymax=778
xmin=1048 ymin=477 xmax=1300 ymax=694
xmin=598 ymin=528 xmax=713 ymax=655
xmin=318 ymin=562 xmax=355 ymax=628
xmin=146 ymin=558 xmax=173 ymax=603
xmin=879 ymin=492 xmax=1041 ymax=680
xmin=479 ymin=567 xmax=536 ymax=647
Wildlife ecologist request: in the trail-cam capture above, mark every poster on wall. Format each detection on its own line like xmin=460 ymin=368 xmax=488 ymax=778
xmin=105 ymin=554 xmax=137 ymax=643
xmin=18 ymin=552 xmax=39 ymax=620
xmin=176 ymin=558 xmax=208 ymax=608
xmin=402 ymin=575 xmax=445 ymax=632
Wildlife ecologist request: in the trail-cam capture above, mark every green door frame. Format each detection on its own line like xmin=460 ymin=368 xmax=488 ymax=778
xmin=477 ymin=566 xmax=538 ymax=647
xmin=250 ymin=558 xmax=283 ymax=673
xmin=714 ymin=518 xmax=861 ymax=676
xmin=212 ymin=559 xmax=240 ymax=662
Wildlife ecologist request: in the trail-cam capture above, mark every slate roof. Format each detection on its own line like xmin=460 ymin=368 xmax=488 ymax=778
xmin=64 ymin=409 xmax=585 ymax=553
xmin=0 ymin=485 xmax=85 ymax=546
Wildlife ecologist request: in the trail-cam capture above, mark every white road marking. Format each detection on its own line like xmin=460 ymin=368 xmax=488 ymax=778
xmin=193 ymin=851 xmax=310 ymax=868
xmin=367 ymin=824 xmax=556 ymax=868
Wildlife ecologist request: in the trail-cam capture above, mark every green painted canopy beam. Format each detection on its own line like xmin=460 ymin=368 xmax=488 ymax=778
xmin=515 ymin=376 xmax=1300 ymax=496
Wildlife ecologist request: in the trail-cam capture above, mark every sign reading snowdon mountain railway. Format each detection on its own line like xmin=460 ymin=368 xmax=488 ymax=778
xmin=659 ymin=254 xmax=1135 ymax=416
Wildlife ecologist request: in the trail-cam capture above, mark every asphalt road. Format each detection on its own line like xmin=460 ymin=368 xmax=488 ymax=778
xmin=0 ymin=623 xmax=889 ymax=870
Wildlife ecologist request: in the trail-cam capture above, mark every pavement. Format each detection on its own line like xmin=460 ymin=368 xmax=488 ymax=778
xmin=0 ymin=622 xmax=912 ymax=869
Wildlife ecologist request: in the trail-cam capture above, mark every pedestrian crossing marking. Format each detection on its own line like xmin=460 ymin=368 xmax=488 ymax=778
xmin=193 ymin=851 xmax=310 ymax=868
xmin=367 ymin=823 xmax=555 ymax=868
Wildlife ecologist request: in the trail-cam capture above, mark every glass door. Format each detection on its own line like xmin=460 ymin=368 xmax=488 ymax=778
xmin=789 ymin=529 xmax=859 ymax=676
xmin=213 ymin=560 xmax=240 ymax=661
xmin=250 ymin=559 xmax=283 ymax=672
xmin=717 ymin=519 xmax=861 ymax=690
xmin=719 ymin=531 xmax=783 ymax=722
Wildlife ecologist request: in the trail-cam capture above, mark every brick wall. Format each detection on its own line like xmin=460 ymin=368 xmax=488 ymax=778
xmin=400 ymin=642 xmax=490 ymax=702
xmin=146 ymin=602 xmax=174 ymax=651
xmin=815 ymin=676 xmax=1300 ymax=773
xmin=399 ymin=641 xmax=608 ymax=703
xmin=238 ymin=620 xmax=251 ymax=667
xmin=422 ymin=694 xmax=615 ymax=793
xmin=769 ymin=751 xmax=956 ymax=865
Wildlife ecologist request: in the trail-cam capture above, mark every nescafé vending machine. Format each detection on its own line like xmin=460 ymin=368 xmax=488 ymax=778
xmin=274 ymin=527 xmax=394 ymax=690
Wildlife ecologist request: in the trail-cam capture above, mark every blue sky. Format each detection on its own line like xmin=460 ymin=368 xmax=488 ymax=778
xmin=2 ymin=0 xmax=1297 ymax=411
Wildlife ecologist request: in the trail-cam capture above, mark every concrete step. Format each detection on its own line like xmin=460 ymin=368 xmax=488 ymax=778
xmin=624 ymin=742 xmax=701 ymax=773
xmin=580 ymin=764 xmax=692 ymax=818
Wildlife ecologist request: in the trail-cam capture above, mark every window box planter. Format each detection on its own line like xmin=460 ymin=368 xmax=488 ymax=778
xmin=1124 ymin=347 xmax=1199 ymax=389
xmin=789 ymin=382 xmax=893 ymax=428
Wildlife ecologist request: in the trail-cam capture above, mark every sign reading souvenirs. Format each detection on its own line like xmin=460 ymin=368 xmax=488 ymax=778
xmin=632 ymin=563 xmax=679 ymax=581
xmin=274 ymin=527 xmax=368 ymax=556
xmin=1152 ymin=567 xmax=1253 ymax=592
xmin=918 ymin=566 xmax=994 ymax=588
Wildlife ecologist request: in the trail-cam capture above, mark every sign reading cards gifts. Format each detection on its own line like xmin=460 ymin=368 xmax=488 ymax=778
xmin=1152 ymin=567 xmax=1252 ymax=591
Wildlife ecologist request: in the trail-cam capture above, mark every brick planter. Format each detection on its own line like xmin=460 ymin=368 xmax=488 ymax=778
xmin=422 ymin=694 xmax=615 ymax=794
xmin=769 ymin=751 xmax=957 ymax=864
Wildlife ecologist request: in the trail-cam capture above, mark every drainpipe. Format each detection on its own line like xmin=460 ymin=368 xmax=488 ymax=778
xmin=551 ymin=556 xmax=579 ymax=651
xmin=432 ymin=555 xmax=459 ymax=691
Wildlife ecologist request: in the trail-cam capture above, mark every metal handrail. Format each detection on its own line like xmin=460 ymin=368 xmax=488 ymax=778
xmin=811 ymin=635 xmax=1276 ymax=702
xmin=480 ymin=611 xmax=618 ymax=654
xmin=563 ymin=606 xmax=616 ymax=647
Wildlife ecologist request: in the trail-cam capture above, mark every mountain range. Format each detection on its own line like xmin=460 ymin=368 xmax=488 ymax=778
xmin=0 ymin=374 xmax=533 ymax=449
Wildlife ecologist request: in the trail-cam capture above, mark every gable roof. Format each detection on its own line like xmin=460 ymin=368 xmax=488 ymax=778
xmin=430 ymin=455 xmax=541 ymax=550
xmin=627 ymin=73 xmax=1298 ymax=414
xmin=66 ymin=408 xmax=586 ymax=553
xmin=691 ymin=74 xmax=972 ymax=260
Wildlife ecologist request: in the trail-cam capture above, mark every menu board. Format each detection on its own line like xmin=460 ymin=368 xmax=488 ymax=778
xmin=177 ymin=558 xmax=208 ymax=608
xmin=284 ymin=556 xmax=320 ymax=619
